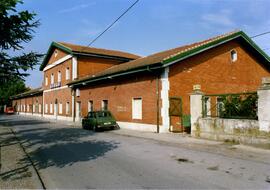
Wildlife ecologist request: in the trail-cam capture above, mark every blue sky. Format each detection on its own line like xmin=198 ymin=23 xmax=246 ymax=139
xmin=17 ymin=0 xmax=270 ymax=88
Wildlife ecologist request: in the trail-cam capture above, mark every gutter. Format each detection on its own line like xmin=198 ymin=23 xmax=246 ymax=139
xmin=72 ymin=52 xmax=135 ymax=62
xmin=69 ymin=64 xmax=163 ymax=88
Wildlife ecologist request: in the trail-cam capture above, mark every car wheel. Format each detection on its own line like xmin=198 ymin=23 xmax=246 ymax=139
xmin=93 ymin=125 xmax=97 ymax=132
xmin=114 ymin=124 xmax=120 ymax=130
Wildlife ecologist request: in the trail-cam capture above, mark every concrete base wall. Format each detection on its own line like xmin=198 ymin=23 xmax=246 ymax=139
xmin=195 ymin=118 xmax=270 ymax=148
xmin=117 ymin=121 xmax=158 ymax=132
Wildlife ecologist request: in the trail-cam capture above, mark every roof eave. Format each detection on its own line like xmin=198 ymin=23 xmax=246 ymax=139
xmin=68 ymin=63 xmax=163 ymax=88
xmin=162 ymin=31 xmax=270 ymax=67
xmin=11 ymin=89 xmax=43 ymax=100
xmin=72 ymin=51 xmax=136 ymax=62
xmin=39 ymin=42 xmax=73 ymax=71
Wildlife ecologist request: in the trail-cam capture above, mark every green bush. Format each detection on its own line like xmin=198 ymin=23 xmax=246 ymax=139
xmin=219 ymin=94 xmax=258 ymax=119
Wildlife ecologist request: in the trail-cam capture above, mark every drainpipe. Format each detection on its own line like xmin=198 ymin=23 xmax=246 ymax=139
xmin=72 ymin=89 xmax=75 ymax=122
xmin=156 ymin=74 xmax=160 ymax=133
xmin=32 ymin=96 xmax=34 ymax=115
xmin=20 ymin=99 xmax=21 ymax=115
xmin=41 ymin=95 xmax=43 ymax=117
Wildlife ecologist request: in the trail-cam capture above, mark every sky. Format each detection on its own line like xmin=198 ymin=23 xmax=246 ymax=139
xmin=15 ymin=0 xmax=270 ymax=88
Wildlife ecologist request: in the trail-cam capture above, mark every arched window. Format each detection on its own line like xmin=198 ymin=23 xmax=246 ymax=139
xmin=231 ymin=50 xmax=237 ymax=62
xmin=51 ymin=73 xmax=54 ymax=84
xmin=58 ymin=71 xmax=61 ymax=83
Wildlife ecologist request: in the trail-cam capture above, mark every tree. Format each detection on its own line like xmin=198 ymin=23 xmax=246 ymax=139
xmin=0 ymin=78 xmax=30 ymax=107
xmin=0 ymin=0 xmax=42 ymax=83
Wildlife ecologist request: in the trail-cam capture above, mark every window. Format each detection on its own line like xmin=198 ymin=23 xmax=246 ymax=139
xmin=132 ymin=98 xmax=142 ymax=119
xmin=33 ymin=104 xmax=35 ymax=112
xmin=39 ymin=104 xmax=42 ymax=113
xmin=27 ymin=105 xmax=29 ymax=112
xmin=76 ymin=89 xmax=80 ymax=97
xmin=51 ymin=73 xmax=54 ymax=84
xmin=88 ymin=100 xmax=93 ymax=112
xmin=59 ymin=102 xmax=63 ymax=114
xmin=50 ymin=103 xmax=53 ymax=113
xmin=102 ymin=100 xmax=108 ymax=111
xmin=66 ymin=67 xmax=70 ymax=80
xmin=45 ymin=104 xmax=48 ymax=113
xmin=45 ymin=76 xmax=48 ymax=86
xmin=58 ymin=71 xmax=61 ymax=83
xmin=66 ymin=102 xmax=70 ymax=114
xmin=54 ymin=50 xmax=58 ymax=57
xmin=88 ymin=112 xmax=95 ymax=118
xmin=231 ymin=50 xmax=237 ymax=62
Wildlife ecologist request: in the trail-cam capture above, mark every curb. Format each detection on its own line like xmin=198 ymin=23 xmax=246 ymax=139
xmin=9 ymin=128 xmax=46 ymax=189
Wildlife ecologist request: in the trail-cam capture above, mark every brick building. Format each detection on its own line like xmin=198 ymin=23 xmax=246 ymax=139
xmin=12 ymin=41 xmax=140 ymax=121
xmin=12 ymin=31 xmax=270 ymax=133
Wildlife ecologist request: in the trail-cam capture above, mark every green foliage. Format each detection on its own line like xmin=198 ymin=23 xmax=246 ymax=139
xmin=0 ymin=0 xmax=42 ymax=83
xmin=219 ymin=94 xmax=258 ymax=119
xmin=0 ymin=78 xmax=30 ymax=106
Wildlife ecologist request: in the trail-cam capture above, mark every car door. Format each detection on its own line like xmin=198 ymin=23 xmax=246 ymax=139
xmin=88 ymin=112 xmax=96 ymax=128
xmin=85 ymin=112 xmax=92 ymax=127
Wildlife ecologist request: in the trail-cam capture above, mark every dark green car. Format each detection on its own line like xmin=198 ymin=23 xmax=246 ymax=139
xmin=82 ymin=111 xmax=119 ymax=131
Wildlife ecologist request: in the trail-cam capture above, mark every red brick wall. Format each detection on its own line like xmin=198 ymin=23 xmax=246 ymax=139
xmin=77 ymin=57 xmax=123 ymax=78
xmin=43 ymin=59 xmax=73 ymax=90
xmin=43 ymin=88 xmax=72 ymax=116
xmin=76 ymin=72 xmax=161 ymax=125
xmin=47 ymin=48 xmax=68 ymax=65
xmin=12 ymin=94 xmax=43 ymax=114
xmin=169 ymin=40 xmax=270 ymax=116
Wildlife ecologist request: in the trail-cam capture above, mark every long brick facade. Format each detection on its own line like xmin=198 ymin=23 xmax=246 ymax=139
xmin=12 ymin=31 xmax=270 ymax=133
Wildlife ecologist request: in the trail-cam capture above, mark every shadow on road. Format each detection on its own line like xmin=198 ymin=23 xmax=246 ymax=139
xmin=0 ymin=118 xmax=50 ymax=126
xmin=21 ymin=140 xmax=119 ymax=169
xmin=0 ymin=116 xmax=120 ymax=176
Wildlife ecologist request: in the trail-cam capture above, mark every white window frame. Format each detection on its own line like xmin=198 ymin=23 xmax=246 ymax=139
xmin=51 ymin=73 xmax=54 ymax=84
xmin=45 ymin=76 xmax=48 ymax=86
xmin=88 ymin=100 xmax=93 ymax=112
xmin=39 ymin=104 xmax=42 ymax=113
xmin=66 ymin=102 xmax=70 ymax=114
xmin=132 ymin=98 xmax=142 ymax=120
xmin=50 ymin=103 xmax=53 ymax=113
xmin=54 ymin=50 xmax=58 ymax=57
xmin=45 ymin=104 xmax=48 ymax=113
xmin=59 ymin=102 xmax=63 ymax=114
xmin=66 ymin=67 xmax=70 ymax=80
xmin=58 ymin=71 xmax=61 ymax=83
xmin=33 ymin=104 xmax=35 ymax=113
xmin=76 ymin=89 xmax=80 ymax=97
xmin=231 ymin=50 xmax=237 ymax=62
xmin=102 ymin=100 xmax=108 ymax=111
xmin=27 ymin=104 xmax=29 ymax=112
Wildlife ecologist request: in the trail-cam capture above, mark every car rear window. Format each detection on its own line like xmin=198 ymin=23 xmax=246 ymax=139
xmin=97 ymin=112 xmax=111 ymax=117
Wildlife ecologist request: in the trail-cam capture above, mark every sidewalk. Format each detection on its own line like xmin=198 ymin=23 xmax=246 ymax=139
xmin=111 ymin=128 xmax=221 ymax=145
xmin=13 ymin=114 xmax=270 ymax=155
xmin=110 ymin=128 xmax=270 ymax=165
xmin=0 ymin=126 xmax=43 ymax=189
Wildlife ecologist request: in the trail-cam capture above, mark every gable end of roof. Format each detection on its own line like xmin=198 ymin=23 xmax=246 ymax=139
xmin=162 ymin=31 xmax=270 ymax=66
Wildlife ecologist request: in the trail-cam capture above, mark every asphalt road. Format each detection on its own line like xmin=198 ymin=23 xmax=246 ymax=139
xmin=1 ymin=115 xmax=270 ymax=189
